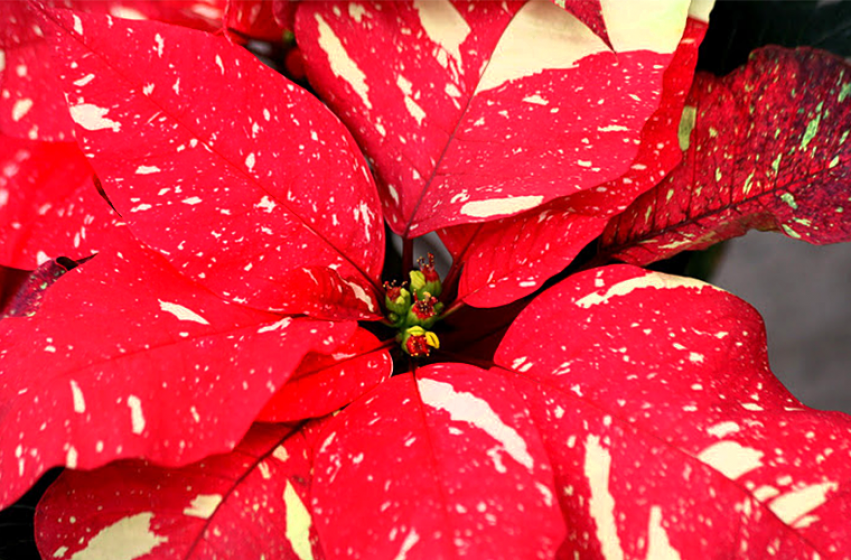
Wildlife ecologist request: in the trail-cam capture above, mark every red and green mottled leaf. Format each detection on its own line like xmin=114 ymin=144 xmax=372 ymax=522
xmin=35 ymin=423 xmax=323 ymax=560
xmin=296 ymin=0 xmax=691 ymax=236
xmin=0 ymin=231 xmax=355 ymax=509
xmin=0 ymin=134 xmax=118 ymax=269
xmin=601 ymin=47 xmax=851 ymax=265
xmin=439 ymin=15 xmax=709 ymax=308
xmin=311 ymin=365 xmax=565 ymax=560
xmin=43 ymin=8 xmax=384 ymax=319
xmin=1 ymin=257 xmax=84 ymax=318
xmin=257 ymin=327 xmax=393 ymax=422
xmin=0 ymin=1 xmax=225 ymax=141
xmin=494 ymin=264 xmax=851 ymax=557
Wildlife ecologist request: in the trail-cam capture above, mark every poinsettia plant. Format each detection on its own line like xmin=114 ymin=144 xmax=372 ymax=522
xmin=2 ymin=0 xmax=851 ymax=558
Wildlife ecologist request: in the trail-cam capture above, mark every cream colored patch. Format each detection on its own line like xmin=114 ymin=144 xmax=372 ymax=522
xmin=68 ymin=513 xmax=167 ymax=560
xmin=0 ymin=50 xmax=6 ymax=73
xmin=12 ymin=98 xmax=33 ymax=122
xmin=769 ymin=482 xmax=837 ymax=525
xmin=460 ymin=196 xmax=543 ymax=218
xmin=706 ymin=421 xmax=740 ymax=438
xmin=413 ymin=0 xmax=470 ymax=71
xmin=315 ymin=14 xmax=371 ymax=109
xmin=477 ymin=0 xmax=606 ymax=93
xmin=127 ymin=395 xmax=146 ymax=435
xmin=69 ymin=103 xmax=121 ymax=132
xmin=135 ymin=165 xmax=161 ymax=175
xmin=404 ymin=97 xmax=426 ymax=125
xmin=697 ymin=441 xmax=763 ymax=479
xmin=584 ymin=435 xmax=623 ymax=560
xmin=158 ymin=300 xmax=210 ymax=325
xmin=392 ymin=529 xmax=420 ymax=560
xmin=688 ymin=0 xmax=715 ymax=21
xmin=522 ymin=94 xmax=548 ymax=105
xmin=575 ymin=271 xmax=718 ymax=308
xmin=646 ymin=506 xmax=681 ymax=559
xmin=599 ymin=0 xmax=688 ymax=54
xmin=284 ymin=481 xmax=315 ymax=560
xmin=183 ymin=494 xmax=223 ymax=519
xmin=418 ymin=378 xmax=534 ymax=470
xmin=70 ymin=380 xmax=86 ymax=414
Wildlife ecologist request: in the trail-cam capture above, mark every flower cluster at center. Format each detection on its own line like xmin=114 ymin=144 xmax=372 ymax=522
xmin=384 ymin=254 xmax=445 ymax=357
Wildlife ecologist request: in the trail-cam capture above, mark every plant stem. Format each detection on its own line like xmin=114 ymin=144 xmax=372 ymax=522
xmin=402 ymin=237 xmax=414 ymax=278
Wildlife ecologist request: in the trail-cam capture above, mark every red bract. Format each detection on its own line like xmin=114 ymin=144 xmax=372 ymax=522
xmin=0 ymin=134 xmax=118 ymax=269
xmin=439 ymin=14 xmax=710 ymax=308
xmin=34 ymin=266 xmax=851 ymax=558
xmin=43 ymin=6 xmax=384 ymax=319
xmin=296 ymin=0 xmax=693 ymax=235
xmin=601 ymin=47 xmax=851 ymax=265
xmin=0 ymin=0 xmax=227 ymax=141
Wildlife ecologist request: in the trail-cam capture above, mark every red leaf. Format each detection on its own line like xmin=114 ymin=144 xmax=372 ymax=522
xmin=311 ymin=365 xmax=565 ymax=559
xmin=494 ymin=264 xmax=851 ymax=557
xmin=0 ymin=231 xmax=355 ymax=509
xmin=35 ymin=423 xmax=323 ymax=560
xmin=601 ymin=47 xmax=851 ymax=265
xmin=295 ymin=0 xmax=692 ymax=236
xmin=550 ymin=0 xmax=612 ymax=51
xmin=0 ymin=1 xmax=226 ymax=141
xmin=257 ymin=327 xmax=393 ymax=422
xmin=439 ymin=16 xmax=709 ymax=308
xmin=0 ymin=134 xmax=119 ymax=269
xmin=43 ymin=7 xmax=384 ymax=319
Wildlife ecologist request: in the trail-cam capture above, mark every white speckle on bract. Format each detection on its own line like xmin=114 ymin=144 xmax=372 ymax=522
xmin=182 ymin=197 xmax=202 ymax=205
xmin=349 ymin=3 xmax=368 ymax=22
xmin=522 ymin=94 xmax=548 ymax=105
xmin=158 ymin=300 xmax=209 ymax=325
xmin=258 ymin=317 xmax=292 ymax=334
xmin=66 ymin=446 xmax=78 ymax=469
xmin=70 ymin=380 xmax=86 ymax=414
xmin=284 ymin=481 xmax=315 ymax=560
xmin=36 ymin=251 xmax=50 ymax=265
xmin=69 ymin=103 xmax=121 ymax=132
xmin=575 ymin=271 xmax=718 ymax=308
xmin=706 ymin=421 xmax=740 ymax=438
xmin=345 ymin=279 xmax=376 ymax=312
xmin=417 ymin=378 xmax=534 ymax=470
xmin=73 ymin=74 xmax=95 ymax=87
xmin=598 ymin=124 xmax=628 ymax=132
xmin=769 ymin=482 xmax=837 ymax=525
xmin=584 ymin=434 xmax=624 ymax=560
xmin=72 ymin=14 xmax=83 ymax=34
xmin=12 ymin=98 xmax=33 ymax=122
xmin=130 ymin=203 xmax=152 ymax=212
xmin=256 ymin=195 xmax=276 ymax=213
xmin=413 ymin=0 xmax=469 ymax=73
xmin=53 ymin=545 xmax=68 ymax=558
xmin=315 ymin=14 xmax=372 ymax=109
xmin=697 ymin=440 xmax=763 ymax=479
xmin=245 ymin=152 xmax=256 ymax=170
xmin=142 ymin=83 xmax=154 ymax=95
xmin=127 ymin=395 xmax=146 ymax=435
xmin=135 ymin=165 xmax=160 ymax=175
xmin=391 ymin=528 xmax=420 ymax=560
xmin=0 ymin=50 xmax=5 ymax=73
xmin=154 ymin=33 xmax=164 ymax=57
xmin=646 ymin=506 xmax=681 ymax=559
xmin=215 ymin=54 xmax=224 ymax=74
xmin=66 ymin=512 xmax=167 ymax=560
xmin=183 ymin=494 xmax=223 ymax=519
xmin=460 ymin=196 xmax=543 ymax=218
